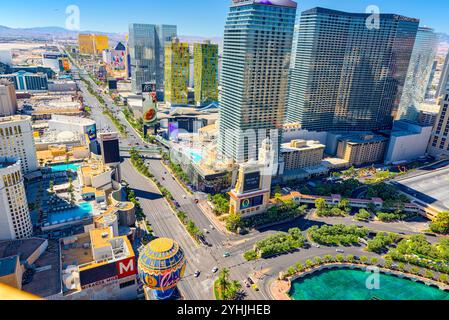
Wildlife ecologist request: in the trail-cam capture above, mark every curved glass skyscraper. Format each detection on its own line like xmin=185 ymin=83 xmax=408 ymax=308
xmin=218 ymin=0 xmax=297 ymax=164
xmin=286 ymin=7 xmax=419 ymax=132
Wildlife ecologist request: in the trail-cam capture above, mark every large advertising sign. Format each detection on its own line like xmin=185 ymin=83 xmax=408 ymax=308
xmin=142 ymin=82 xmax=158 ymax=126
xmin=243 ymin=171 xmax=261 ymax=193
xmin=79 ymin=257 xmax=137 ymax=289
xmin=86 ymin=124 xmax=97 ymax=142
xmin=240 ymin=195 xmax=264 ymax=210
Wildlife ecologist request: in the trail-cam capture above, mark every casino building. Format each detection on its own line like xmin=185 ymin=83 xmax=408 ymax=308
xmin=54 ymin=226 xmax=138 ymax=300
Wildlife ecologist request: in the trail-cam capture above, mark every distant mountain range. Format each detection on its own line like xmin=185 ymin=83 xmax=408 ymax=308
xmin=0 ymin=25 xmax=223 ymax=51
xmin=0 ymin=25 xmax=126 ymax=41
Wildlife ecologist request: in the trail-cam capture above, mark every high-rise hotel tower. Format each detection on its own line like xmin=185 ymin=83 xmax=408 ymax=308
xmin=218 ymin=0 xmax=297 ymax=164
xmin=286 ymin=7 xmax=419 ymax=132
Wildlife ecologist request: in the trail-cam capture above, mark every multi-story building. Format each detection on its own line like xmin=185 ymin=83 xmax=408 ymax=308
xmin=437 ymin=52 xmax=449 ymax=99
xmin=156 ymin=25 xmax=177 ymax=91
xmin=0 ymin=79 xmax=17 ymax=116
xmin=103 ymin=42 xmax=126 ymax=71
xmin=0 ymin=71 xmax=48 ymax=92
xmin=0 ymin=116 xmax=38 ymax=174
xmin=398 ymin=27 xmax=438 ymax=121
xmin=281 ymin=140 xmax=325 ymax=172
xmin=58 ymin=226 xmax=138 ymax=300
xmin=164 ymin=38 xmax=190 ymax=106
xmin=128 ymin=24 xmax=177 ymax=94
xmin=428 ymin=90 xmax=449 ymax=158
xmin=129 ymin=24 xmax=157 ymax=94
xmin=194 ymin=41 xmax=219 ymax=106
xmin=78 ymin=34 xmax=109 ymax=55
xmin=218 ymin=0 xmax=297 ymax=164
xmin=0 ymin=157 xmax=33 ymax=240
xmin=286 ymin=7 xmax=419 ymax=132
xmin=337 ymin=134 xmax=389 ymax=166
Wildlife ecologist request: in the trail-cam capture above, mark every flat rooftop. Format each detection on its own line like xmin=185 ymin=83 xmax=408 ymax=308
xmin=0 ymin=256 xmax=18 ymax=277
xmin=0 ymin=238 xmax=61 ymax=298
xmin=394 ymin=166 xmax=449 ymax=212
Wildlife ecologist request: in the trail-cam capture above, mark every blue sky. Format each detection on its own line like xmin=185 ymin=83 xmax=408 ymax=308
xmin=0 ymin=0 xmax=448 ymax=36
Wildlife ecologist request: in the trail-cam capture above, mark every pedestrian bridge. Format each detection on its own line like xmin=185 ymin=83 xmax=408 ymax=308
xmin=120 ymin=146 xmax=161 ymax=153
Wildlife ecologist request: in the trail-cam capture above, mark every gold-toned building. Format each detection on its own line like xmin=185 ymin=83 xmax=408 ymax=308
xmin=164 ymin=38 xmax=190 ymax=105
xmin=78 ymin=34 xmax=109 ymax=55
xmin=337 ymin=134 xmax=388 ymax=166
xmin=194 ymin=41 xmax=218 ymax=106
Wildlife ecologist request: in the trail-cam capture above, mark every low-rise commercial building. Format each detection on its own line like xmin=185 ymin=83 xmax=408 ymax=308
xmin=385 ymin=120 xmax=433 ymax=164
xmin=58 ymin=226 xmax=137 ymax=300
xmin=337 ymin=134 xmax=388 ymax=166
xmin=0 ymin=71 xmax=48 ymax=92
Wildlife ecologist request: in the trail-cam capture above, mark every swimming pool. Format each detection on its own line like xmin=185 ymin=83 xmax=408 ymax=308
xmin=49 ymin=163 xmax=81 ymax=173
xmin=47 ymin=202 xmax=93 ymax=225
xmin=290 ymin=267 xmax=449 ymax=300
xmin=186 ymin=149 xmax=203 ymax=163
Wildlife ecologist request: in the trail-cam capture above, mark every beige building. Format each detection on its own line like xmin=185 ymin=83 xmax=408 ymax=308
xmin=428 ymin=90 xmax=449 ymax=158
xmin=0 ymin=116 xmax=38 ymax=174
xmin=0 ymin=157 xmax=33 ymax=240
xmin=337 ymin=134 xmax=388 ymax=166
xmin=0 ymin=79 xmax=17 ymax=117
xmin=281 ymin=140 xmax=325 ymax=172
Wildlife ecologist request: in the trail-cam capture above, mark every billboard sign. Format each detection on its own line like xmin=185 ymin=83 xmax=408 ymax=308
xmin=79 ymin=257 xmax=137 ymax=289
xmin=243 ymin=171 xmax=261 ymax=193
xmin=240 ymin=195 xmax=264 ymax=210
xmin=142 ymin=82 xmax=158 ymax=126
xmin=116 ymin=257 xmax=137 ymax=279
xmin=86 ymin=124 xmax=97 ymax=142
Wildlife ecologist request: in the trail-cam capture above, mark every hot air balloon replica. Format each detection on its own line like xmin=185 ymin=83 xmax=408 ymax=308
xmin=138 ymin=238 xmax=186 ymax=300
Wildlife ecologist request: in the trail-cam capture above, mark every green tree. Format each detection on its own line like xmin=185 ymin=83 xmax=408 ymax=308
xmin=226 ymin=213 xmax=242 ymax=233
xmin=429 ymin=212 xmax=449 ymax=234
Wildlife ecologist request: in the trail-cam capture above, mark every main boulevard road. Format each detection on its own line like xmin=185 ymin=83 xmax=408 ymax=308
xmin=70 ymin=56 xmax=446 ymax=300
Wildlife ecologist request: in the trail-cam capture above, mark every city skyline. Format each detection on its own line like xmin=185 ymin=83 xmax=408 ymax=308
xmin=0 ymin=0 xmax=449 ymax=37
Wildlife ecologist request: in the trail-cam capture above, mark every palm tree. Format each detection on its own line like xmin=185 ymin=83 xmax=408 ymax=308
xmin=218 ymin=268 xmax=231 ymax=296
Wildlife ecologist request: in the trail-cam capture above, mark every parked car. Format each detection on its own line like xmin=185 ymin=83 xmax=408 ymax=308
xmin=223 ymin=252 xmax=231 ymax=258
xmin=212 ymin=267 xmax=219 ymax=274
xmin=194 ymin=271 xmax=201 ymax=278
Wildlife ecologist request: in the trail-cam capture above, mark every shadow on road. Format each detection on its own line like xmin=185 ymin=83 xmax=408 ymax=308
xmin=132 ymin=188 xmax=164 ymax=201
xmin=256 ymin=217 xmax=327 ymax=233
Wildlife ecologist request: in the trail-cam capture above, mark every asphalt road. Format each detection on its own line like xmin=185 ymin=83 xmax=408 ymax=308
xmin=70 ymin=57 xmax=447 ymax=301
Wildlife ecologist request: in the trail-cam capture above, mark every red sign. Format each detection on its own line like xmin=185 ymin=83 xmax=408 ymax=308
xmin=116 ymin=257 xmax=137 ymax=279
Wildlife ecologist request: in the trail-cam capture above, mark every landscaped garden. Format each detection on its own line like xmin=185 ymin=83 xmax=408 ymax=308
xmin=244 ymin=228 xmax=307 ymax=261
xmin=308 ymin=224 xmax=369 ymax=246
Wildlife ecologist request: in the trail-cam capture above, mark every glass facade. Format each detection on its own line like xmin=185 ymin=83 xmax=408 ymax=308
xmin=156 ymin=25 xmax=178 ymax=91
xmin=286 ymin=7 xmax=419 ymax=132
xmin=194 ymin=41 xmax=219 ymax=106
xmin=129 ymin=24 xmax=157 ymax=94
xmin=129 ymin=24 xmax=177 ymax=93
xmin=164 ymin=39 xmax=190 ymax=105
xmin=218 ymin=0 xmax=297 ymax=163
xmin=398 ymin=27 xmax=438 ymax=121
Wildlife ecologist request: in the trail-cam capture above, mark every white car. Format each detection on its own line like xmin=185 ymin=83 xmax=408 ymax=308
xmin=212 ymin=267 xmax=219 ymax=274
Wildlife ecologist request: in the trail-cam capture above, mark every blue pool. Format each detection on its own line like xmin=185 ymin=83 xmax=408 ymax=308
xmin=48 ymin=202 xmax=93 ymax=225
xmin=49 ymin=163 xmax=81 ymax=173
xmin=187 ymin=149 xmax=203 ymax=163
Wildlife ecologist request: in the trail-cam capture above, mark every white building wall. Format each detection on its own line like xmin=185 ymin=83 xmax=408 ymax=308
xmin=385 ymin=125 xmax=432 ymax=164
xmin=0 ymin=116 xmax=38 ymax=174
